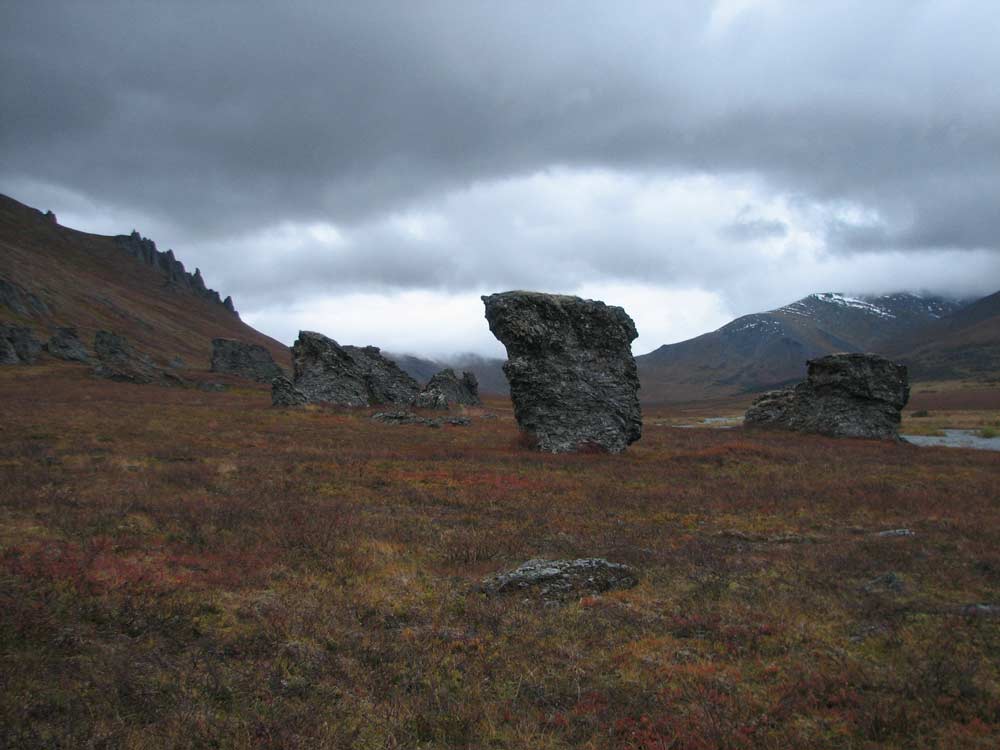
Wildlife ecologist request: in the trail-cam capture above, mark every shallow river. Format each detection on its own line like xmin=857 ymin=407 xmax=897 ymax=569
xmin=902 ymin=429 xmax=1000 ymax=452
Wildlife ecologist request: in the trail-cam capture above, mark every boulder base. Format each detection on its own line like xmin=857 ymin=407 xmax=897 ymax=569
xmin=744 ymin=353 xmax=909 ymax=440
xmin=482 ymin=291 xmax=642 ymax=453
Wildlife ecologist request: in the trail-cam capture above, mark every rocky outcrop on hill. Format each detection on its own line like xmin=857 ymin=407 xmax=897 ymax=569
xmin=0 ymin=278 xmax=49 ymax=318
xmin=92 ymin=330 xmax=175 ymax=385
xmin=45 ymin=327 xmax=90 ymax=362
xmin=481 ymin=558 xmax=639 ymax=601
xmin=273 ymin=331 xmax=420 ymax=407
xmin=744 ymin=353 xmax=909 ymax=440
xmin=483 ymin=291 xmax=642 ymax=453
xmin=414 ymin=368 xmax=480 ymax=409
xmin=115 ymin=231 xmax=238 ymax=316
xmin=210 ymin=338 xmax=284 ymax=382
xmin=0 ymin=323 xmax=43 ymax=364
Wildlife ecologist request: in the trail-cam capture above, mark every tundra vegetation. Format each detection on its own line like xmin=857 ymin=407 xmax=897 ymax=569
xmin=1 ymin=366 xmax=998 ymax=749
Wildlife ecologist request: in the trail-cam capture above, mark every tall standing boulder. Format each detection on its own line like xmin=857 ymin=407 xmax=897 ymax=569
xmin=482 ymin=291 xmax=642 ymax=453
xmin=415 ymin=368 xmax=481 ymax=409
xmin=210 ymin=338 xmax=284 ymax=382
xmin=744 ymin=353 xmax=909 ymax=440
xmin=273 ymin=331 xmax=420 ymax=407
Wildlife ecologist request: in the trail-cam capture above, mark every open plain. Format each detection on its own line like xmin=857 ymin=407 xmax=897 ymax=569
xmin=2 ymin=365 xmax=998 ymax=749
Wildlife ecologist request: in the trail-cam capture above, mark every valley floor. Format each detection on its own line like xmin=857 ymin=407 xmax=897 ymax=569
xmin=1 ymin=365 xmax=998 ymax=749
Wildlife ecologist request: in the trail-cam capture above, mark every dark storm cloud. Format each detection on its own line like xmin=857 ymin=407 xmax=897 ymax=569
xmin=1 ymin=0 xmax=999 ymax=297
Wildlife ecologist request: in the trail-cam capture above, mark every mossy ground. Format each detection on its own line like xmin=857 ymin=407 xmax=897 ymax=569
xmin=2 ymin=365 xmax=998 ymax=748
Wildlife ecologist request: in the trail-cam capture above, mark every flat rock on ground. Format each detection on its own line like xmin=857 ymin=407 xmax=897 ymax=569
xmin=482 ymin=291 xmax=642 ymax=453
xmin=481 ymin=558 xmax=639 ymax=601
xmin=744 ymin=352 xmax=909 ymax=440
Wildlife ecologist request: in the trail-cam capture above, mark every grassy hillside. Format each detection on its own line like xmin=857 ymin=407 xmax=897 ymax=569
xmin=0 ymin=194 xmax=290 ymax=371
xmin=1 ymin=367 xmax=997 ymax=748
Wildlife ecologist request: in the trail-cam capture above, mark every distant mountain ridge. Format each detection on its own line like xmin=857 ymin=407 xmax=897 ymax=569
xmin=387 ymin=351 xmax=509 ymax=395
xmin=637 ymin=291 xmax=970 ymax=402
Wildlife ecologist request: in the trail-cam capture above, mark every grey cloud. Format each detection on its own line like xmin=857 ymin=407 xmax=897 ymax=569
xmin=1 ymin=0 xmax=999 ymax=312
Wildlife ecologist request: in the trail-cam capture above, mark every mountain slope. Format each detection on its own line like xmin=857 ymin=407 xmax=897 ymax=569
xmin=0 ymin=194 xmax=290 ymax=370
xmin=637 ymin=292 xmax=965 ymax=402
xmin=891 ymin=290 xmax=1000 ymax=380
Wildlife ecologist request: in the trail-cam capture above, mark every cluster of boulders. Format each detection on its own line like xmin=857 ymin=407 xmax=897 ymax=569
xmin=210 ymin=338 xmax=284 ymax=382
xmin=270 ymin=331 xmax=482 ymax=411
xmin=744 ymin=352 xmax=909 ymax=440
xmin=483 ymin=291 xmax=643 ymax=453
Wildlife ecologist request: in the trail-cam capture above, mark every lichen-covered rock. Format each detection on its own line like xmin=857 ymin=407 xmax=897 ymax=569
xmin=481 ymin=558 xmax=639 ymax=601
xmin=278 ymin=331 xmax=419 ymax=407
xmin=744 ymin=353 xmax=909 ymax=440
xmin=271 ymin=375 xmax=309 ymax=406
xmin=92 ymin=330 xmax=164 ymax=384
xmin=0 ymin=323 xmax=43 ymax=364
xmin=371 ymin=410 xmax=441 ymax=427
xmin=482 ymin=291 xmax=642 ymax=453
xmin=45 ymin=327 xmax=90 ymax=362
xmin=210 ymin=338 xmax=284 ymax=382
xmin=415 ymin=368 xmax=480 ymax=409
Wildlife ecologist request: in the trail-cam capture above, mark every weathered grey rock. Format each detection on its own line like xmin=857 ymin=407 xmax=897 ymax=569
xmin=198 ymin=382 xmax=228 ymax=393
xmin=744 ymin=353 xmax=909 ymax=440
xmin=482 ymin=291 xmax=642 ymax=453
xmin=371 ymin=410 xmax=441 ymax=427
xmin=276 ymin=331 xmax=420 ymax=407
xmin=481 ymin=558 xmax=639 ymax=600
xmin=271 ymin=375 xmax=309 ymax=406
xmin=370 ymin=411 xmax=472 ymax=428
xmin=210 ymin=338 xmax=283 ymax=382
xmin=415 ymin=368 xmax=480 ymax=409
xmin=92 ymin=330 xmax=163 ymax=384
xmin=168 ymin=356 xmax=185 ymax=369
xmin=0 ymin=278 xmax=48 ymax=317
xmin=45 ymin=327 xmax=90 ymax=362
xmin=0 ymin=323 xmax=43 ymax=364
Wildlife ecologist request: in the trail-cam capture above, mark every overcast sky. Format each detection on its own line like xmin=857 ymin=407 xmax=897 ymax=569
xmin=3 ymin=1 xmax=999 ymax=357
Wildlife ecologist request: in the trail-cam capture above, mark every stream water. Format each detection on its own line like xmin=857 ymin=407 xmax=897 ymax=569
xmin=902 ymin=429 xmax=1000 ymax=452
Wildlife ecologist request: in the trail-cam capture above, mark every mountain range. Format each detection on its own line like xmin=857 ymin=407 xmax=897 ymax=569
xmin=2 ymin=193 xmax=997 ymax=401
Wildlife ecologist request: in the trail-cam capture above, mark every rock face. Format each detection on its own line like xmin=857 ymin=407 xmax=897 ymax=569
xmin=45 ymin=327 xmax=90 ymax=362
xmin=273 ymin=331 xmax=420 ymax=407
xmin=114 ymin=231 xmax=239 ymax=316
xmin=271 ymin=375 xmax=308 ymax=407
xmin=0 ymin=278 xmax=48 ymax=318
xmin=482 ymin=291 xmax=642 ymax=453
xmin=415 ymin=368 xmax=480 ymax=409
xmin=481 ymin=559 xmax=639 ymax=601
xmin=744 ymin=353 xmax=909 ymax=440
xmin=92 ymin=330 xmax=168 ymax=384
xmin=210 ymin=338 xmax=284 ymax=382
xmin=0 ymin=323 xmax=43 ymax=364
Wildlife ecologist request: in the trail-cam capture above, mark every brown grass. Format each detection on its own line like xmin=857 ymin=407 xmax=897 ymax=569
xmin=1 ymin=367 xmax=998 ymax=749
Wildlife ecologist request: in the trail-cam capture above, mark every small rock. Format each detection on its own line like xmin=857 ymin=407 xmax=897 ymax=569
xmin=198 ymin=382 xmax=228 ymax=392
xmin=444 ymin=416 xmax=471 ymax=426
xmin=168 ymin=356 xmax=186 ymax=369
xmin=862 ymin=572 xmax=906 ymax=594
xmin=371 ymin=410 xmax=441 ymax=427
xmin=45 ymin=327 xmax=90 ymax=362
xmin=481 ymin=558 xmax=639 ymax=601
xmin=876 ymin=528 xmax=915 ymax=538
xmin=416 ymin=368 xmax=481 ymax=409
xmin=957 ymin=604 xmax=1000 ymax=617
